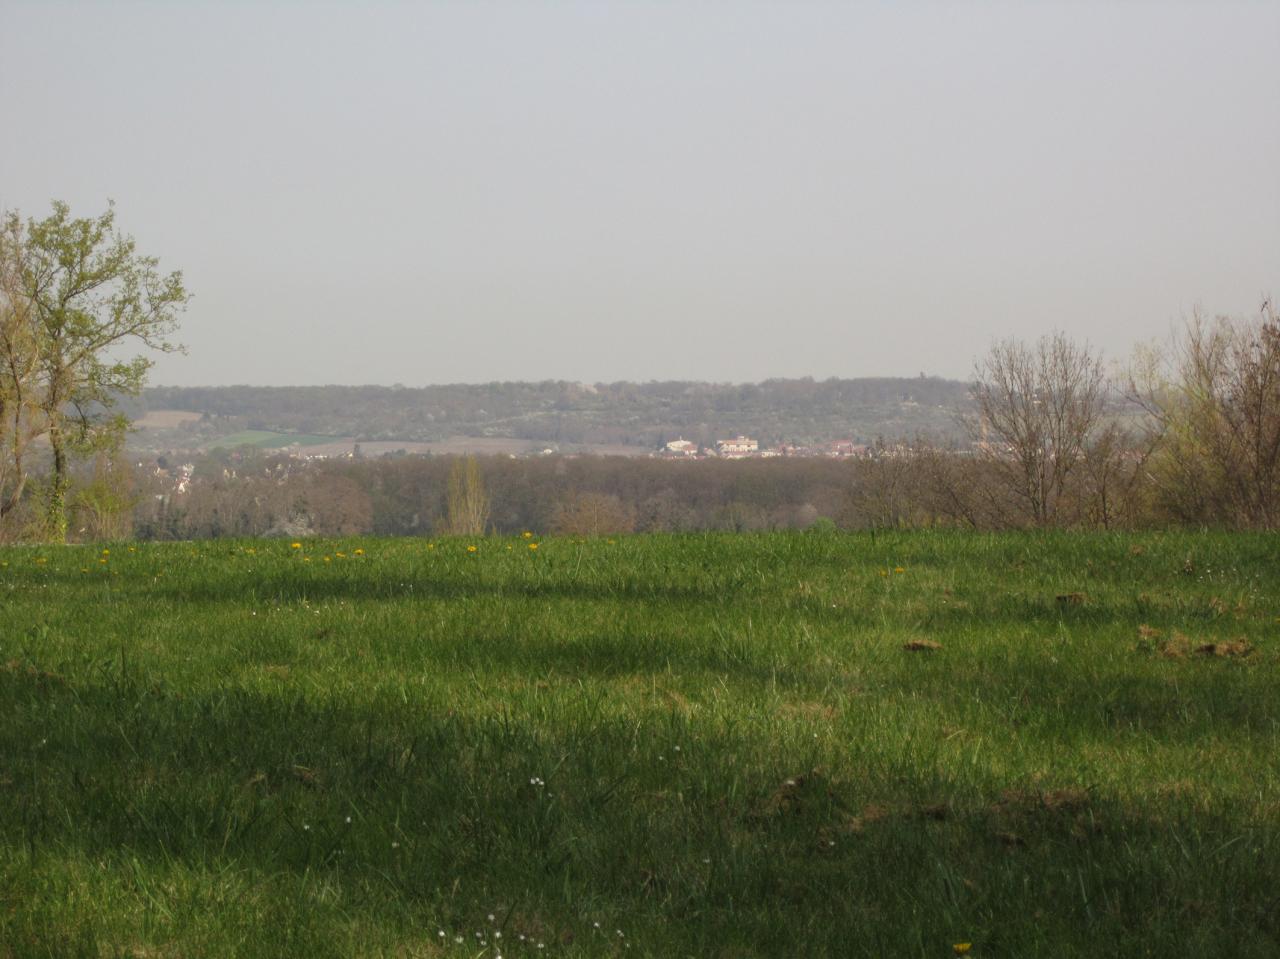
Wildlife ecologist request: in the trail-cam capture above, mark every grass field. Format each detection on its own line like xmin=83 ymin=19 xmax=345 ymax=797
xmin=1 ymin=532 xmax=1277 ymax=957
xmin=208 ymin=430 xmax=341 ymax=450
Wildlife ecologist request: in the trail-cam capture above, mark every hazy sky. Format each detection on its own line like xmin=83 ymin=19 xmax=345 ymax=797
xmin=2 ymin=1 xmax=1277 ymax=387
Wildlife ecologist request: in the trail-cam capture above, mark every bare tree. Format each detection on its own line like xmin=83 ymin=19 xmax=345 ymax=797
xmin=552 ymin=491 xmax=635 ymax=536
xmin=911 ymin=441 xmax=991 ymax=529
xmin=968 ymin=332 xmax=1110 ymax=527
xmin=842 ymin=439 xmax=939 ymax=529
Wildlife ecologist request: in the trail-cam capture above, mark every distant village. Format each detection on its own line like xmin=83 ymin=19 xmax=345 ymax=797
xmin=140 ymin=433 xmax=913 ymax=498
xmin=654 ymin=435 xmax=873 ymax=460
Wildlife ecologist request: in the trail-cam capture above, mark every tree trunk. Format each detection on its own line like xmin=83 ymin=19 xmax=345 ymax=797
xmin=46 ymin=426 xmax=68 ymax=542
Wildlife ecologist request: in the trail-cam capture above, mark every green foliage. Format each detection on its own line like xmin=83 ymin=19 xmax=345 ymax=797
xmin=1 ymin=531 xmax=1277 ymax=956
xmin=1140 ymin=306 xmax=1280 ymax=528
xmin=1 ymin=201 xmax=188 ymax=541
xmin=444 ymin=454 xmax=489 ymax=536
xmin=72 ymin=442 xmax=137 ymax=541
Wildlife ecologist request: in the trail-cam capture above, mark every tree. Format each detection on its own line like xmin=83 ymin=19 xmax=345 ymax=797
xmin=967 ymin=332 xmax=1110 ymax=527
xmin=73 ymin=440 xmax=137 ymax=541
xmin=443 ymin=455 xmax=489 ymax=536
xmin=2 ymin=201 xmax=189 ymax=541
xmin=1135 ymin=303 xmax=1280 ymax=528
xmin=0 ymin=218 xmax=43 ymax=528
xmin=551 ymin=490 xmax=635 ymax=536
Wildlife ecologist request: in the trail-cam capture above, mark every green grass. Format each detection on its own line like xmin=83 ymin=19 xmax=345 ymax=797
xmin=208 ymin=430 xmax=339 ymax=449
xmin=1 ymin=532 xmax=1278 ymax=958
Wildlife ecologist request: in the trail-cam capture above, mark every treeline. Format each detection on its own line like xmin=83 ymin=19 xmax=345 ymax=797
xmin=132 ymin=454 xmax=855 ymax=540
xmin=4 ymin=205 xmax=1276 ymax=541
xmin=138 ymin=376 xmax=970 ymax=447
xmin=123 ymin=303 xmax=1280 ymax=540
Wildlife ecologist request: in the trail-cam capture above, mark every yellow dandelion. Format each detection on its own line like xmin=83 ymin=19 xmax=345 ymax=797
xmin=528 ymin=542 xmax=538 ymax=551
xmin=354 ymin=548 xmax=365 ymax=556
xmin=128 ymin=546 xmax=136 ymax=552
xmin=303 ymin=557 xmax=311 ymax=562
xmin=99 ymin=558 xmax=107 ymax=564
xmin=101 ymin=548 xmax=110 ymax=556
xmin=335 ymin=551 xmax=345 ymax=558
xmin=467 ymin=545 xmax=478 ymax=553
xmin=35 ymin=557 xmax=46 ymax=564
xmin=323 ymin=556 xmax=331 ymax=563
xmin=895 ymin=566 xmax=906 ymax=573
xmin=878 ymin=569 xmax=888 ymax=577
xmin=507 ymin=545 xmax=513 ymax=551
xmin=291 ymin=542 xmax=302 ymax=549
xmin=427 ymin=543 xmax=435 ymax=550
xmin=522 ymin=531 xmax=533 ymax=538
xmin=953 ymin=945 xmax=972 ymax=956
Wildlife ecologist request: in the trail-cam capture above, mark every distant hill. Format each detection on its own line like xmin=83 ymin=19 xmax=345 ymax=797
xmin=134 ymin=377 xmax=972 ymax=450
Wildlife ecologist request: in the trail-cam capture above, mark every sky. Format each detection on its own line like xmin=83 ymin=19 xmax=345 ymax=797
xmin=2 ymin=1 xmax=1277 ymax=387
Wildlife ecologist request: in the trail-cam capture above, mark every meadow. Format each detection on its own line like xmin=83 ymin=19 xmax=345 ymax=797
xmin=1 ymin=532 xmax=1277 ymax=958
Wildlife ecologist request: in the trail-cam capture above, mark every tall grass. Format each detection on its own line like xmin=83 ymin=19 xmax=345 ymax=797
xmin=1 ymin=532 xmax=1277 ymax=957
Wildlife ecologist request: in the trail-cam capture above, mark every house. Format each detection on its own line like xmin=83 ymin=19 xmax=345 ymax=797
xmin=715 ymin=436 xmax=759 ymax=458
xmin=664 ymin=438 xmax=699 ymax=456
xmin=825 ymin=440 xmax=869 ymax=458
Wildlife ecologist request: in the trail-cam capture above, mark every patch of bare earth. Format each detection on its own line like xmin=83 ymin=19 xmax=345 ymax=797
xmin=1136 ymin=626 xmax=1254 ymax=659
xmin=1194 ymin=639 xmax=1253 ymax=657
xmin=988 ymin=787 xmax=1098 ymax=847
xmin=903 ymin=639 xmax=942 ymax=652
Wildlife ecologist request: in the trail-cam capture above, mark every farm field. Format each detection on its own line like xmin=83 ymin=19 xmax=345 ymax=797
xmin=1 ymin=532 xmax=1277 ymax=958
xmin=131 ymin=410 xmax=205 ymax=430
xmin=207 ymin=430 xmax=343 ymax=450
xmin=137 ymin=426 xmax=652 ymax=458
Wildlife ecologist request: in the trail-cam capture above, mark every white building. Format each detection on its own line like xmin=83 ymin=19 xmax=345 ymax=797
xmin=715 ymin=436 xmax=758 ymax=457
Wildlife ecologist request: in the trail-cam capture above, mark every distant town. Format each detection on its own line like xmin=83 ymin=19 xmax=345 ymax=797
xmin=656 ymin=435 xmax=871 ymax=460
xmin=139 ymin=433 xmax=902 ymax=500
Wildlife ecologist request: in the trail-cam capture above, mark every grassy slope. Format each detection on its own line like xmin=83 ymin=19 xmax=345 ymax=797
xmin=1 ymin=532 xmax=1277 ymax=958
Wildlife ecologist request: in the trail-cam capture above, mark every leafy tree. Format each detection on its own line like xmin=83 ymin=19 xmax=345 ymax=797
xmin=443 ymin=455 xmax=489 ymax=536
xmin=2 ymin=201 xmax=188 ymax=540
xmin=73 ymin=441 xmax=137 ymax=541
xmin=1135 ymin=303 xmax=1280 ymax=528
